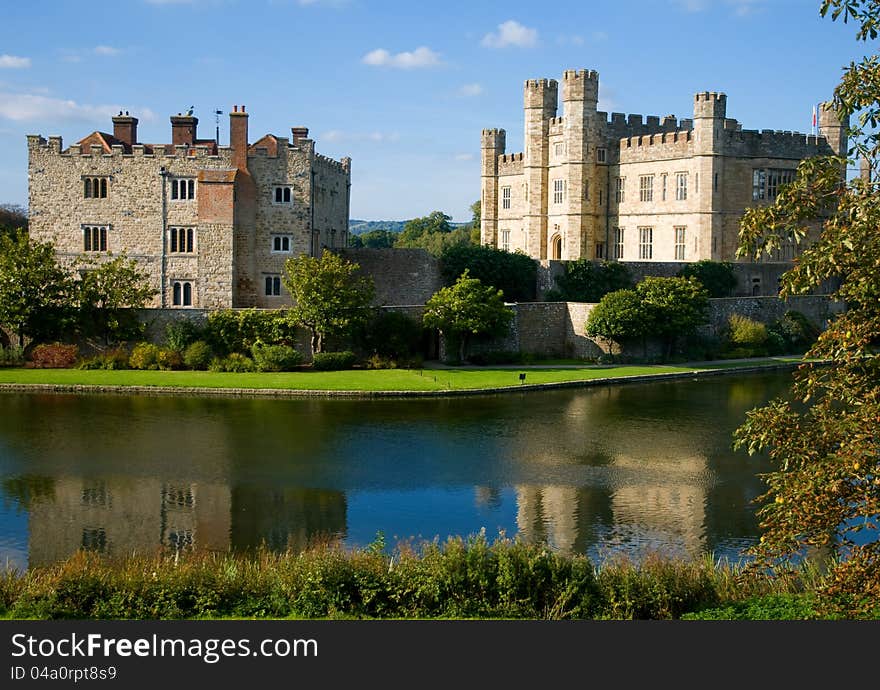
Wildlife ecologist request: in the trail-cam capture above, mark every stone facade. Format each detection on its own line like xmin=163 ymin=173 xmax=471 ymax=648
xmin=482 ymin=69 xmax=847 ymax=263
xmin=28 ymin=108 xmax=351 ymax=310
xmin=341 ymin=248 xmax=443 ymax=306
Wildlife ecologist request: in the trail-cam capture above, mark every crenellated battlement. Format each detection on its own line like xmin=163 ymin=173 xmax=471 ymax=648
xmin=694 ymin=91 xmax=727 ymax=119
xmin=619 ymin=130 xmax=693 ymax=160
xmin=498 ymin=153 xmax=524 ymax=175
xmin=562 ymin=69 xmax=599 ymax=82
xmin=314 ymin=152 xmax=348 ymax=174
xmin=524 ymin=78 xmax=557 ymax=90
xmin=603 ymin=111 xmax=690 ymax=139
xmin=499 ymin=152 xmax=524 ymax=163
xmin=724 ymin=128 xmax=832 ymax=158
xmin=561 ymin=68 xmax=599 ymax=103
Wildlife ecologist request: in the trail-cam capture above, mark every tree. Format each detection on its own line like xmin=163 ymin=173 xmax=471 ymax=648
xmin=636 ymin=276 xmax=709 ymax=357
xmin=553 ymin=260 xmax=633 ymax=302
xmin=0 ymin=204 xmax=28 ymax=240
xmin=469 ymin=200 xmax=482 ymax=245
xmin=283 ymin=250 xmax=375 ymax=355
xmin=584 ymin=289 xmax=648 ymax=357
xmin=77 ymin=255 xmax=157 ymax=344
xmin=677 ymin=260 xmax=738 ymax=298
xmin=423 ymin=270 xmax=513 ymax=363
xmin=440 ymin=244 xmax=537 ymax=302
xmin=732 ymin=0 xmax=880 ymax=616
xmin=357 ymin=229 xmax=398 ymax=249
xmin=0 ymin=231 xmax=75 ymax=346
xmin=395 ymin=210 xmax=473 ymax=255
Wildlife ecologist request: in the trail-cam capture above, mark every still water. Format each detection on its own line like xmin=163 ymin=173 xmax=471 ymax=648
xmin=0 ymin=372 xmax=791 ymax=570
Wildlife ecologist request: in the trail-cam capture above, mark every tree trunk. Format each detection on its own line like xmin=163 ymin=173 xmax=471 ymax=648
xmin=310 ymin=329 xmax=322 ymax=356
xmin=459 ymin=333 xmax=468 ymax=363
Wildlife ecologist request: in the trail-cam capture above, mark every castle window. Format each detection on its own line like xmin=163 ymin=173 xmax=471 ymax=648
xmin=553 ymin=179 xmax=565 ymax=204
xmin=162 ymin=484 xmax=195 ymax=509
xmin=639 ymin=227 xmax=653 ymax=259
xmin=500 ymin=229 xmax=510 ymax=252
xmin=714 ymin=172 xmax=719 ymax=192
xmin=615 ymin=177 xmax=625 ymax=203
xmin=613 ymin=227 xmax=624 ymax=260
xmin=639 ymin=175 xmax=654 ymax=202
xmin=171 ymin=178 xmax=196 ymax=200
xmin=753 ymin=168 xmax=795 ymax=201
xmin=82 ymin=225 xmax=108 ymax=252
xmin=81 ymin=527 xmax=107 ymax=553
xmin=584 ymin=180 xmax=590 ymax=201
xmin=695 ymin=173 xmax=699 ymax=194
xmin=264 ymin=275 xmax=281 ymax=297
xmin=598 ymin=189 xmax=603 ymax=206
xmin=674 ymin=226 xmax=687 ymax=260
xmin=172 ymin=280 xmax=194 ymax=307
xmin=272 ymin=235 xmax=292 ymax=253
xmin=502 ymin=186 xmax=511 ymax=210
xmin=675 ymin=173 xmax=688 ymax=201
xmin=81 ymin=481 xmax=109 ymax=507
xmin=596 ymin=148 xmax=607 ymax=163
xmin=595 ymin=242 xmax=605 ymax=259
xmin=661 ymin=173 xmax=668 ymax=201
xmin=83 ymin=176 xmax=109 ymax=199
xmin=273 ymin=185 xmax=293 ymax=204
xmin=169 ymin=227 xmax=195 ymax=254
xmin=554 ymin=142 xmax=565 ymax=157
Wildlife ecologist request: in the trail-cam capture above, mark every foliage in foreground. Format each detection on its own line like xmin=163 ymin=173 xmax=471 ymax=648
xmin=731 ymin=0 xmax=880 ymax=617
xmin=0 ymin=536 xmax=845 ymax=621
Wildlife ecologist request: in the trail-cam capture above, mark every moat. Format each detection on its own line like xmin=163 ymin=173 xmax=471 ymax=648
xmin=0 ymin=372 xmax=790 ymax=570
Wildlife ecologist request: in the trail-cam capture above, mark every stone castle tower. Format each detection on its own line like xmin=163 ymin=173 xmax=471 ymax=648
xmin=27 ymin=107 xmax=351 ymax=309
xmin=482 ymin=69 xmax=847 ymax=263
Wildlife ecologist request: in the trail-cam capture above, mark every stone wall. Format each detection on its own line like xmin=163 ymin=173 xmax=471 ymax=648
xmin=341 ymin=248 xmax=443 ymax=306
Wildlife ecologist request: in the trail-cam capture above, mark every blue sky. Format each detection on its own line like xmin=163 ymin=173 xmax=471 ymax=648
xmin=0 ymin=0 xmax=865 ymax=221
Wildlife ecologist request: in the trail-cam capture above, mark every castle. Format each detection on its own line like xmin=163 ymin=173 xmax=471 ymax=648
xmin=481 ymin=69 xmax=847 ymax=263
xmin=27 ymin=107 xmax=351 ymax=309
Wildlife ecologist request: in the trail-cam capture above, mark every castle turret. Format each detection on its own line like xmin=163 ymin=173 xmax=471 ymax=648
xmin=692 ymin=92 xmax=727 ymax=259
xmin=818 ymin=101 xmax=848 ymax=157
xmin=561 ymin=69 xmax=600 ymax=259
xmin=524 ymin=78 xmax=557 ymax=258
xmin=112 ymin=112 xmax=138 ymax=149
xmin=480 ymin=128 xmax=506 ymax=247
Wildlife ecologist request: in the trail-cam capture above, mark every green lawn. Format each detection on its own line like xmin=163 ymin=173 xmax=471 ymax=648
xmin=0 ymin=358 xmax=799 ymax=393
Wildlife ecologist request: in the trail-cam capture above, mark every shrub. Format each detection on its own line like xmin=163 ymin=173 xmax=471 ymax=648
xmin=727 ymin=314 xmax=768 ymax=347
xmin=158 ymin=348 xmax=184 ymax=371
xmin=439 ymin=244 xmax=538 ymax=302
xmin=205 ymin=309 xmax=298 ymax=356
xmin=28 ymin=343 xmax=78 ymax=369
xmin=360 ymin=311 xmax=423 ymax=360
xmin=76 ymin=348 xmax=129 ymax=370
xmin=208 ymin=353 xmax=256 ymax=373
xmin=768 ymin=310 xmax=821 ymax=353
xmin=553 ymin=260 xmax=633 ymax=303
xmin=128 ymin=342 xmax=161 ymax=370
xmin=183 ymin=341 xmax=213 ymax=371
xmin=0 ymin=345 xmax=25 ymax=367
xmin=312 ymin=351 xmax=357 ymax=371
xmin=251 ymin=342 xmax=303 ymax=372
xmin=164 ymin=320 xmax=203 ymax=352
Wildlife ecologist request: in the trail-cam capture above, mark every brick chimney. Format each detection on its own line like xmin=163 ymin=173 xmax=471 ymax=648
xmin=170 ymin=113 xmax=198 ymax=146
xmin=112 ymin=111 xmax=138 ymax=148
xmin=291 ymin=126 xmax=309 ymax=145
xmin=230 ymin=105 xmax=249 ymax=171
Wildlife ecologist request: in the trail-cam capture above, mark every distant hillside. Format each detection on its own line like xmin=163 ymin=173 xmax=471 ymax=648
xmin=349 ymin=219 xmax=470 ymax=235
xmin=349 ymin=220 xmax=407 ymax=235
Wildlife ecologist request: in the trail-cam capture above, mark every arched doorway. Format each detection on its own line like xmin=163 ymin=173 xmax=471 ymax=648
xmin=550 ymin=234 xmax=562 ymax=260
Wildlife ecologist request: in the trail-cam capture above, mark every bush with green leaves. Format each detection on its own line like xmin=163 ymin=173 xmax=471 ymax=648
xmin=128 ymin=343 xmax=162 ymax=370
xmin=440 ymin=244 xmax=537 ymax=302
xmin=251 ymin=342 xmax=303 ymax=372
xmin=312 ymin=351 xmax=357 ymax=371
xmin=360 ymin=310 xmax=423 ymax=360
xmin=728 ymin=314 xmax=768 ymax=347
xmin=552 ymin=260 xmax=633 ymax=303
xmin=0 ymin=345 xmax=25 ymax=368
xmin=205 ymin=309 xmax=297 ymax=356
xmin=585 ymin=289 xmax=647 ymax=355
xmin=76 ymin=348 xmax=130 ymax=370
xmin=677 ymin=260 xmax=738 ymax=298
xmin=208 ymin=353 xmax=257 ymax=373
xmin=183 ymin=341 xmax=213 ymax=371
xmin=768 ymin=310 xmax=820 ymax=353
xmin=157 ymin=348 xmax=184 ymax=371
xmin=164 ymin=320 xmax=204 ymax=352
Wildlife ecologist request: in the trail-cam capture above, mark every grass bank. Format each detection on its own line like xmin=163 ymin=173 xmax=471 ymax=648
xmin=0 ymin=535 xmax=850 ymax=620
xmin=0 ymin=357 xmax=801 ymax=397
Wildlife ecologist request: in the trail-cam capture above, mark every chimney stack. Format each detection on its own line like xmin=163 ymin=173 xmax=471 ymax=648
xmin=112 ymin=111 xmax=138 ymax=149
xmin=230 ymin=105 xmax=249 ymax=171
xmin=291 ymin=126 xmax=309 ymax=145
xmin=170 ymin=113 xmax=198 ymax=146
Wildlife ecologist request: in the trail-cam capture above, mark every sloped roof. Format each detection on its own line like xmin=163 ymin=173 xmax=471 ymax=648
xmin=249 ymin=134 xmax=279 ymax=156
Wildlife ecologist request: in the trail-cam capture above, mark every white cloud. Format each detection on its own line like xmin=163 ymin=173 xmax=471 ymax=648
xmin=458 ymin=83 xmax=483 ymax=97
xmin=362 ymin=46 xmax=442 ymax=69
xmin=94 ymin=45 xmax=121 ymax=56
xmin=673 ymin=0 xmax=763 ymax=14
xmin=674 ymin=0 xmax=707 ymax=10
xmin=728 ymin=0 xmax=763 ymax=16
xmin=0 ymin=91 xmax=155 ymax=124
xmin=481 ymin=20 xmax=538 ymax=49
xmin=0 ymin=55 xmax=31 ymax=69
xmin=454 ymin=153 xmax=474 ymax=161
xmin=557 ymin=34 xmax=585 ymax=47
